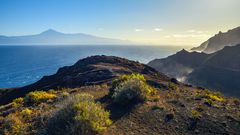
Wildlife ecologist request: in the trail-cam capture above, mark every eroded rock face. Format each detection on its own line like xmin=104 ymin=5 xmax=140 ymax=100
xmin=148 ymin=49 xmax=208 ymax=81
xmin=148 ymin=45 xmax=240 ymax=97
xmin=191 ymin=26 xmax=240 ymax=53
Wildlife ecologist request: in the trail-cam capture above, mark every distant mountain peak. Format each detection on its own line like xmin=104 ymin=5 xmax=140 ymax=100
xmin=148 ymin=44 xmax=240 ymax=97
xmin=0 ymin=29 xmax=133 ymax=45
xmin=40 ymin=29 xmax=63 ymax=35
xmin=177 ymin=49 xmax=189 ymax=54
xmin=191 ymin=26 xmax=240 ymax=53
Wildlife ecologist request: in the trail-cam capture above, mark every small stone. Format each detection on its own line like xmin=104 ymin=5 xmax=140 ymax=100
xmin=165 ymin=113 xmax=174 ymax=122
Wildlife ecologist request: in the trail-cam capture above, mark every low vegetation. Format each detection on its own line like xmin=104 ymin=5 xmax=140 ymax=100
xmin=20 ymin=108 xmax=33 ymax=116
xmin=0 ymin=72 xmax=239 ymax=135
xmin=110 ymin=74 xmax=157 ymax=105
xmin=12 ymin=97 xmax=24 ymax=107
xmin=204 ymin=91 xmax=224 ymax=102
xmin=1 ymin=114 xmax=25 ymax=135
xmin=24 ymin=91 xmax=57 ymax=104
xmin=195 ymin=89 xmax=225 ymax=106
xmin=45 ymin=93 xmax=112 ymax=135
xmin=74 ymin=101 xmax=112 ymax=132
xmin=167 ymin=82 xmax=178 ymax=90
xmin=191 ymin=110 xmax=202 ymax=119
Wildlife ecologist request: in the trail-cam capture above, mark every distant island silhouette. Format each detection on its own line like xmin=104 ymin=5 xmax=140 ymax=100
xmin=0 ymin=29 xmax=133 ymax=45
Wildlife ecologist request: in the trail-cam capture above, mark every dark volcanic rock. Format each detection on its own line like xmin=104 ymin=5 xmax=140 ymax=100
xmin=0 ymin=55 xmax=169 ymax=104
xmin=1 ymin=56 xmax=240 ymax=135
xmin=148 ymin=49 xmax=208 ymax=80
xmin=25 ymin=55 xmax=168 ymax=90
xmin=148 ymin=45 xmax=240 ymax=97
xmin=188 ymin=45 xmax=240 ymax=96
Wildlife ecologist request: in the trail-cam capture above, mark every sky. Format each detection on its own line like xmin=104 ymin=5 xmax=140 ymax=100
xmin=0 ymin=0 xmax=240 ymax=46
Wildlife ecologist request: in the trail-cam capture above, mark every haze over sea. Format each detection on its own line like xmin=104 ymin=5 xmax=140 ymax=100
xmin=0 ymin=45 xmax=187 ymax=88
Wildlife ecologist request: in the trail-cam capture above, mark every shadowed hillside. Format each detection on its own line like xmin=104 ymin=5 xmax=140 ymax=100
xmin=0 ymin=56 xmax=239 ymax=135
xmin=148 ymin=45 xmax=240 ymax=97
xmin=0 ymin=55 xmax=169 ymax=105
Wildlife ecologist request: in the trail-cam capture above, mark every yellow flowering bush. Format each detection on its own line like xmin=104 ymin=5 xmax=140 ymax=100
xmin=1 ymin=114 xmax=24 ymax=135
xmin=111 ymin=74 xmax=157 ymax=105
xmin=12 ymin=97 xmax=24 ymax=107
xmin=196 ymin=89 xmax=225 ymax=103
xmin=191 ymin=110 xmax=201 ymax=119
xmin=111 ymin=73 xmax=146 ymax=89
xmin=74 ymin=101 xmax=112 ymax=132
xmin=24 ymin=91 xmax=57 ymax=104
xmin=46 ymin=93 xmax=112 ymax=134
xmin=21 ymin=108 xmax=33 ymax=116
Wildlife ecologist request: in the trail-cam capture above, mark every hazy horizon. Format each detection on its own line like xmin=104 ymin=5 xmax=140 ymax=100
xmin=0 ymin=29 xmax=197 ymax=47
xmin=1 ymin=0 xmax=240 ymax=46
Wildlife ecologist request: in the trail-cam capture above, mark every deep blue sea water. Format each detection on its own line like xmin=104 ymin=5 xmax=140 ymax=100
xmin=0 ymin=45 xmax=187 ymax=88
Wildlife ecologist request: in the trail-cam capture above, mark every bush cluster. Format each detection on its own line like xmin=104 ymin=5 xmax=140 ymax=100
xmin=112 ymin=73 xmax=146 ymax=89
xmin=45 ymin=93 xmax=112 ymax=135
xmin=24 ymin=91 xmax=57 ymax=104
xmin=74 ymin=101 xmax=112 ymax=132
xmin=110 ymin=74 xmax=157 ymax=105
xmin=191 ymin=110 xmax=201 ymax=120
xmin=12 ymin=97 xmax=24 ymax=107
xmin=1 ymin=114 xmax=26 ymax=135
xmin=20 ymin=108 xmax=33 ymax=116
xmin=167 ymin=82 xmax=178 ymax=90
xmin=196 ymin=90 xmax=224 ymax=102
xmin=0 ymin=107 xmax=35 ymax=135
xmin=205 ymin=92 xmax=224 ymax=102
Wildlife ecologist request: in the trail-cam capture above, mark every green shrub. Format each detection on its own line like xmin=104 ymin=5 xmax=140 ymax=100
xmin=60 ymin=91 xmax=70 ymax=98
xmin=168 ymin=82 xmax=178 ymax=90
xmin=196 ymin=89 xmax=224 ymax=102
xmin=12 ymin=97 xmax=24 ymax=107
xmin=74 ymin=101 xmax=112 ymax=133
xmin=204 ymin=90 xmax=224 ymax=102
xmin=204 ymin=99 xmax=214 ymax=106
xmin=111 ymin=74 xmax=157 ymax=105
xmin=20 ymin=108 xmax=33 ymax=116
xmin=24 ymin=91 xmax=57 ymax=104
xmin=191 ymin=110 xmax=201 ymax=119
xmin=111 ymin=73 xmax=146 ymax=91
xmin=45 ymin=93 xmax=111 ymax=135
xmin=73 ymin=93 xmax=94 ymax=102
xmin=1 ymin=114 xmax=25 ymax=135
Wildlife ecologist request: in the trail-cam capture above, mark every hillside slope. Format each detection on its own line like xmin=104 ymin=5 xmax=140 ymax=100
xmin=191 ymin=26 xmax=240 ymax=53
xmin=0 ymin=56 xmax=239 ymax=135
xmin=188 ymin=45 xmax=240 ymax=96
xmin=148 ymin=49 xmax=208 ymax=81
xmin=0 ymin=55 xmax=169 ymax=105
xmin=148 ymin=45 xmax=240 ymax=97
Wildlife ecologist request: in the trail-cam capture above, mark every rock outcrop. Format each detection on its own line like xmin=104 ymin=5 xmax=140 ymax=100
xmin=148 ymin=45 xmax=240 ymax=97
xmin=191 ymin=26 xmax=240 ymax=53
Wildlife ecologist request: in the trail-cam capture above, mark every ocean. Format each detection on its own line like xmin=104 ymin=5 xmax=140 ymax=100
xmin=0 ymin=45 xmax=187 ymax=88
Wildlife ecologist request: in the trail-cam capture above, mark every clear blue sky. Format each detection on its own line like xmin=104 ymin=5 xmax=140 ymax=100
xmin=0 ymin=0 xmax=240 ymax=46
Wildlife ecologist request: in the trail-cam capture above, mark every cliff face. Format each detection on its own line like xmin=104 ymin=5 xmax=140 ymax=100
xmin=148 ymin=49 xmax=208 ymax=81
xmin=148 ymin=45 xmax=240 ymax=97
xmin=188 ymin=45 xmax=240 ymax=96
xmin=191 ymin=26 xmax=240 ymax=53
